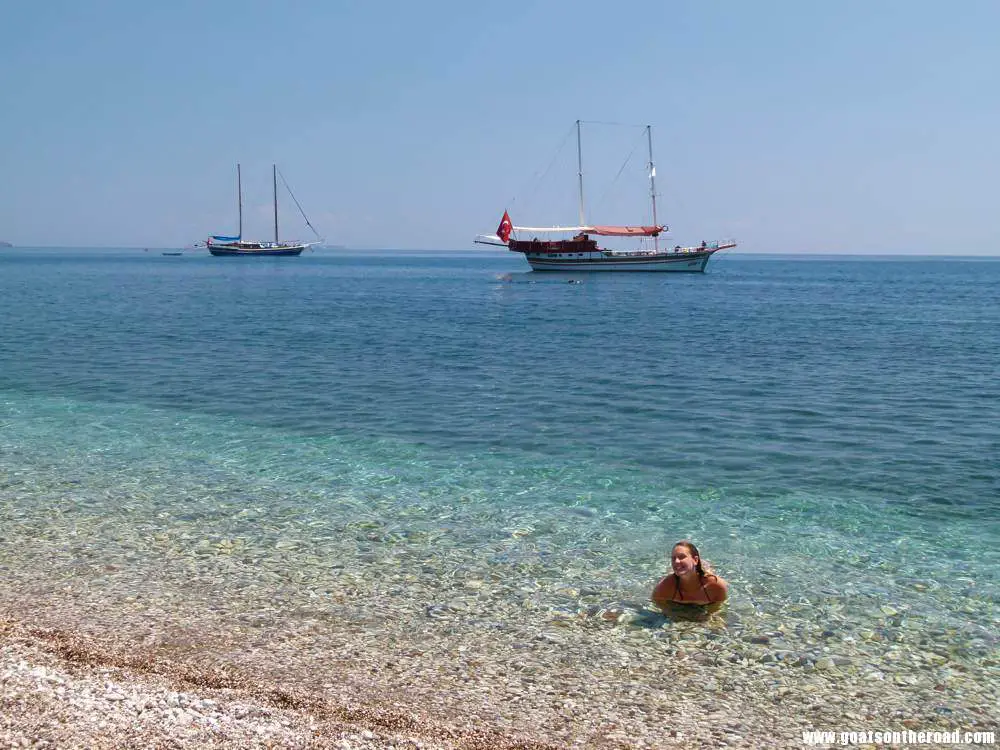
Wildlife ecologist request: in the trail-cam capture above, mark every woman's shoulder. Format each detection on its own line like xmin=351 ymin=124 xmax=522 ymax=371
xmin=703 ymin=573 xmax=729 ymax=602
xmin=653 ymin=573 xmax=676 ymax=591
xmin=650 ymin=574 xmax=677 ymax=606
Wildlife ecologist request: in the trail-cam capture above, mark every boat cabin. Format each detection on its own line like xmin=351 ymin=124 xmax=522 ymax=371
xmin=509 ymin=234 xmax=598 ymax=255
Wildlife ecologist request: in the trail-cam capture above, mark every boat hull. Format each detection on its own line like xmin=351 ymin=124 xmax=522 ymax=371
xmin=207 ymin=243 xmax=305 ymax=257
xmin=521 ymin=249 xmax=717 ymax=272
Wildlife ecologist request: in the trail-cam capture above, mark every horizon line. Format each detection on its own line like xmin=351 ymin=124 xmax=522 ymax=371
xmin=3 ymin=245 xmax=1000 ymax=258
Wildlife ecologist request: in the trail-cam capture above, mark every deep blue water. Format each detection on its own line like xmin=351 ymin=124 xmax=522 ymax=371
xmin=1 ymin=247 xmax=998 ymax=650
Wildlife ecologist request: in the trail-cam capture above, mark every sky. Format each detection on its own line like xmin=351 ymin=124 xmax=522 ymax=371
xmin=1 ymin=0 xmax=998 ymax=253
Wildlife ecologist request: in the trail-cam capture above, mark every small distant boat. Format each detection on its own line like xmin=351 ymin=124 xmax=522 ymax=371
xmin=476 ymin=121 xmax=735 ymax=272
xmin=206 ymin=164 xmax=322 ymax=257
xmin=162 ymin=251 xmax=183 ymax=256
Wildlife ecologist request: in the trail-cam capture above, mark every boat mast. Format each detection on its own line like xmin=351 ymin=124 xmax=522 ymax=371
xmin=647 ymin=125 xmax=658 ymax=252
xmin=273 ymin=164 xmax=279 ymax=244
xmin=576 ymin=120 xmax=585 ymax=226
xmin=237 ymin=163 xmax=243 ymax=240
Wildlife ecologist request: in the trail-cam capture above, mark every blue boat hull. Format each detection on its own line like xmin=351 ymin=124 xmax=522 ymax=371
xmin=208 ymin=244 xmax=305 ymax=257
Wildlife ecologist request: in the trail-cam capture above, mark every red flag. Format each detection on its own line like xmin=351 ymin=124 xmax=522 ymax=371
xmin=496 ymin=210 xmax=513 ymax=243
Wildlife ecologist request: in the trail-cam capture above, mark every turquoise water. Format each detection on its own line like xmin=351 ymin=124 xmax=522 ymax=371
xmin=0 ymin=248 xmax=998 ymax=667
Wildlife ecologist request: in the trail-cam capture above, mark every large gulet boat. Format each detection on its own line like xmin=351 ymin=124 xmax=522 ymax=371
xmin=206 ymin=164 xmax=321 ymax=256
xmin=477 ymin=122 xmax=735 ymax=271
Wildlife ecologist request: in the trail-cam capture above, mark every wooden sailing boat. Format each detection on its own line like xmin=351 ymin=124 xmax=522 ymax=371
xmin=477 ymin=121 xmax=735 ymax=271
xmin=206 ymin=164 xmax=321 ymax=257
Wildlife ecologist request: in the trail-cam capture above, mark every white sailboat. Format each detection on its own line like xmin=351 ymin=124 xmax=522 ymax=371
xmin=206 ymin=164 xmax=322 ymax=257
xmin=477 ymin=121 xmax=735 ymax=271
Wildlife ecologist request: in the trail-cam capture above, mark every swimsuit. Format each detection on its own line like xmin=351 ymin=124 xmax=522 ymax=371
xmin=669 ymin=575 xmax=715 ymax=605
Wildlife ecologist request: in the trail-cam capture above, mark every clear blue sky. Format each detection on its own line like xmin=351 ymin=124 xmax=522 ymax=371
xmin=1 ymin=0 xmax=997 ymax=253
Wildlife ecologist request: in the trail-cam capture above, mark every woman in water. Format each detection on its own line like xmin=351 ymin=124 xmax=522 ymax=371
xmin=651 ymin=540 xmax=728 ymax=610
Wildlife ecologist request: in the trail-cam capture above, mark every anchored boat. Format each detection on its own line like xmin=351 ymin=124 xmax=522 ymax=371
xmin=206 ymin=164 xmax=322 ymax=257
xmin=477 ymin=121 xmax=735 ymax=271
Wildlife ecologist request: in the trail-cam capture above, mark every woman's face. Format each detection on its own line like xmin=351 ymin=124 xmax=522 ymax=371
xmin=671 ymin=545 xmax=698 ymax=576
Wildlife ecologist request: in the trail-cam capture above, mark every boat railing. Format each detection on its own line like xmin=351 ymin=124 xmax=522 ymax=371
xmin=603 ymin=249 xmax=660 ymax=257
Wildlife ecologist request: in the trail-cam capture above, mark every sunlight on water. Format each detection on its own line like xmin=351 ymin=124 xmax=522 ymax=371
xmin=1 ymin=250 xmax=998 ymax=730
xmin=1 ymin=392 xmax=996 ymax=671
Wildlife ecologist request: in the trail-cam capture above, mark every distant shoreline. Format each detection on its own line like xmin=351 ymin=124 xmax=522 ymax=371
xmin=3 ymin=245 xmax=999 ymax=258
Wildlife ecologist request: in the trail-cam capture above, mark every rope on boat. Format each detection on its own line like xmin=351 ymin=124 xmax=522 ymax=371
xmin=276 ymin=169 xmax=324 ymax=241
xmin=508 ymin=121 xmax=651 ymax=228
xmin=592 ymin=127 xmax=647 ymax=218
xmin=508 ymin=122 xmax=577 ymax=213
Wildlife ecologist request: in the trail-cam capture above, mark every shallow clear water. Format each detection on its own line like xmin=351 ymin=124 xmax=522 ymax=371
xmin=0 ymin=248 xmax=997 ymax=669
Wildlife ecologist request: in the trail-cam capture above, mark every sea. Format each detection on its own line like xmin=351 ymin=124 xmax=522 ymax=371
xmin=1 ymin=247 xmax=998 ymax=731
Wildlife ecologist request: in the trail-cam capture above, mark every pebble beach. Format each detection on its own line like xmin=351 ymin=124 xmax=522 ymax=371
xmin=2 ymin=560 xmax=997 ymax=750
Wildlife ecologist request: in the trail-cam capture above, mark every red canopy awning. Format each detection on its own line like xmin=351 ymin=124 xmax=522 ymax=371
xmin=588 ymin=225 xmax=664 ymax=237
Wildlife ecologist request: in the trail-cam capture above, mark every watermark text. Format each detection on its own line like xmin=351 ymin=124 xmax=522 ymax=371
xmin=803 ymin=729 xmax=996 ymax=746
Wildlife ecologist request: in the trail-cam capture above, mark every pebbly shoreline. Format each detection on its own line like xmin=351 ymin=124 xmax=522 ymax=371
xmin=2 ymin=604 xmax=996 ymax=750
xmin=1 ymin=620 xmax=555 ymax=750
